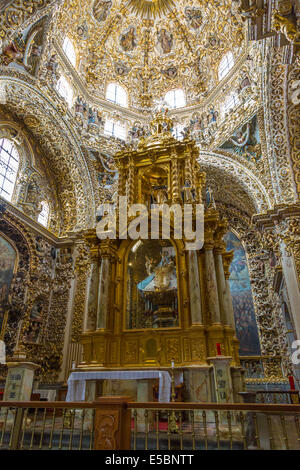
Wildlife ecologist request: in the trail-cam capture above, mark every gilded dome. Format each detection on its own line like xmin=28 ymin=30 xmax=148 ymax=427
xmin=56 ymin=0 xmax=245 ymax=111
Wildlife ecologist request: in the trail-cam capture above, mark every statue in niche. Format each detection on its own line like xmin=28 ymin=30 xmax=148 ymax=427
xmin=120 ymin=26 xmax=137 ymax=52
xmin=44 ymin=54 xmax=60 ymax=85
xmin=181 ymin=179 xmax=195 ymax=203
xmin=0 ymin=35 xmax=25 ymax=66
xmin=24 ymin=298 xmax=43 ymax=344
xmin=184 ymin=6 xmax=203 ymax=30
xmin=206 ymin=186 xmax=216 ymax=209
xmin=25 ymin=21 xmax=46 ymax=76
xmin=157 ymin=29 xmax=173 ymax=54
xmin=21 ymin=178 xmax=44 ymax=220
xmin=207 ymin=106 xmax=218 ymax=125
xmin=237 ymin=72 xmax=251 ymax=93
xmin=27 ymin=44 xmax=42 ymax=74
xmin=75 ymin=95 xmax=87 ymax=115
xmin=129 ymin=122 xmax=146 ymax=141
xmin=88 ymin=107 xmax=104 ymax=129
xmin=93 ymin=0 xmax=112 ymax=22
xmin=149 ymin=176 xmax=168 ymax=206
xmin=127 ymin=241 xmax=179 ymax=329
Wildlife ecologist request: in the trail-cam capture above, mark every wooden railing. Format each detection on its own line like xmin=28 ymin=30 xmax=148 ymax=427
xmin=0 ymin=399 xmax=300 ymax=450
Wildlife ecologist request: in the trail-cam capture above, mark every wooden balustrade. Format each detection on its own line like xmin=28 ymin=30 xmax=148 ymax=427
xmin=0 ymin=399 xmax=300 ymax=450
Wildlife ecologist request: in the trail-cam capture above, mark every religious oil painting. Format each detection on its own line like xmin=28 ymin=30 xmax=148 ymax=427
xmin=224 ymin=232 xmax=261 ymax=356
xmin=0 ymin=235 xmax=17 ymax=332
xmin=126 ymin=240 xmax=179 ymax=330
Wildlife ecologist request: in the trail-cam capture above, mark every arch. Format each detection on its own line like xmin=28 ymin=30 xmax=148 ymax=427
xmin=1 ymin=77 xmax=95 ymax=232
xmin=164 ymin=89 xmax=186 ymax=109
xmin=0 ymin=213 xmax=36 ymax=355
xmin=199 ymin=151 xmax=272 ymax=212
xmin=106 ymin=82 xmax=128 ymax=107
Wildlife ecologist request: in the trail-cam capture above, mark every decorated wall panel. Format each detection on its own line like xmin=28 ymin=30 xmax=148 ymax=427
xmin=224 ymin=231 xmax=261 ymax=356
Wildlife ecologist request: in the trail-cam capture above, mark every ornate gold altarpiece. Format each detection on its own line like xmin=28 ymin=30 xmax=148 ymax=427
xmin=78 ymin=110 xmax=243 ymax=402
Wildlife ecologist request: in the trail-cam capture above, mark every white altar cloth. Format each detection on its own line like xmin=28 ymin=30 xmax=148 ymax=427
xmin=66 ymin=371 xmax=172 ymax=403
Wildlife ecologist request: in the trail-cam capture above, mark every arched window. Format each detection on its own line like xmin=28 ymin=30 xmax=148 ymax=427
xmin=38 ymin=201 xmax=50 ymax=227
xmin=0 ymin=138 xmax=19 ymax=202
xmin=223 ymin=92 xmax=239 ymax=115
xmin=218 ymin=52 xmax=234 ymax=80
xmin=63 ymin=37 xmax=76 ymax=67
xmin=106 ymin=83 xmax=128 ymax=107
xmin=164 ymin=89 xmax=186 ymax=109
xmin=172 ymin=124 xmax=184 ymax=141
xmin=104 ymin=120 xmax=126 ymax=140
xmin=56 ymin=75 xmax=73 ymax=108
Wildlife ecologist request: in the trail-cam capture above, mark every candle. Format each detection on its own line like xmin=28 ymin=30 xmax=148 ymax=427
xmin=216 ymin=343 xmax=222 ymax=356
xmin=171 ymin=360 xmax=175 ymax=369
xmin=288 ymin=375 xmax=295 ymax=391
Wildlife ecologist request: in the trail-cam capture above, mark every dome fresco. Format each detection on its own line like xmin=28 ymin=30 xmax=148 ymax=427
xmin=56 ymin=0 xmax=245 ymax=111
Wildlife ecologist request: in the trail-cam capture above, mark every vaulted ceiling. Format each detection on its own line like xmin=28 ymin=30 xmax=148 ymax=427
xmin=56 ymin=0 xmax=245 ymax=111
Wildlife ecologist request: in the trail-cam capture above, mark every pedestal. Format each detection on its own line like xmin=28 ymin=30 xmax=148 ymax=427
xmin=3 ymin=361 xmax=40 ymax=402
xmin=209 ymin=356 xmax=234 ymax=430
xmin=209 ymin=356 xmax=233 ymax=403
xmin=137 ymin=380 xmax=151 ymax=432
xmin=183 ymin=366 xmax=213 ymax=424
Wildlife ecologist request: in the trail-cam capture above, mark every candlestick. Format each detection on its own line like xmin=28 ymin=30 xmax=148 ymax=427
xmin=288 ymin=375 xmax=295 ymax=391
xmin=169 ymin=361 xmax=178 ymax=433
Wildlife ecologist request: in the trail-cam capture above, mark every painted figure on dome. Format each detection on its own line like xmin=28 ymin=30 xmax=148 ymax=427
xmin=120 ymin=26 xmax=137 ymax=52
xmin=157 ymin=29 xmax=173 ymax=54
xmin=93 ymin=0 xmax=112 ymax=22
xmin=185 ymin=6 xmax=203 ymax=30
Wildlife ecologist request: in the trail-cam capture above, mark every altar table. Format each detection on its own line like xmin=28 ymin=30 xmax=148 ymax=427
xmin=66 ymin=370 xmax=172 ymax=403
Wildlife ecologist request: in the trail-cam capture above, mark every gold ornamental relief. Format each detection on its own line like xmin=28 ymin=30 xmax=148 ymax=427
xmin=124 ymin=340 xmax=139 ymax=363
xmin=125 ymin=0 xmax=176 ymax=18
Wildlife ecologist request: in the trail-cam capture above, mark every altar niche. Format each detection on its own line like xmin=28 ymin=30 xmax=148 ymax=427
xmin=125 ymin=239 xmax=179 ymax=330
